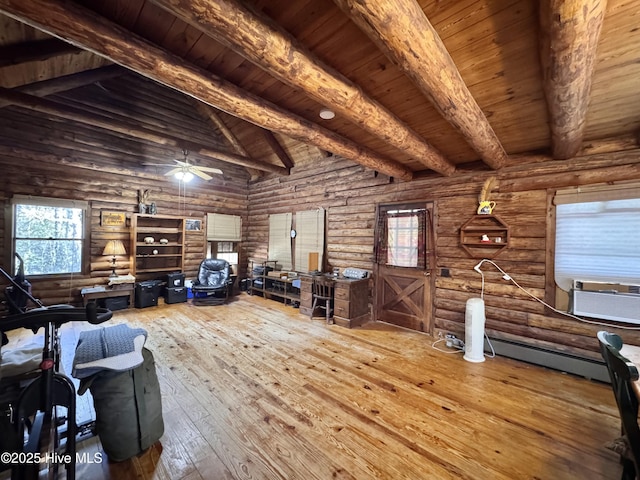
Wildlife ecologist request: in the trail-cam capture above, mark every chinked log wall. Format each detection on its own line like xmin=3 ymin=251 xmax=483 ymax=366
xmin=0 ymin=81 xmax=249 ymax=306
xmin=247 ymin=147 xmax=640 ymax=359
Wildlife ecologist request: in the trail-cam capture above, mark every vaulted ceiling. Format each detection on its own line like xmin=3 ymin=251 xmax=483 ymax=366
xmin=1 ymin=0 xmax=639 ymax=182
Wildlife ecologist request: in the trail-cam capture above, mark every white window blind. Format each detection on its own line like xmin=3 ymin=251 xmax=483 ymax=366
xmin=268 ymin=213 xmax=292 ymax=271
xmin=554 ymin=186 xmax=640 ymax=291
xmin=207 ymin=213 xmax=241 ymax=242
xmin=294 ymin=209 xmax=325 ymax=272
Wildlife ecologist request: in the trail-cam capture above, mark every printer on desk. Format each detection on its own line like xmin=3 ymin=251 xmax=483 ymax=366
xmin=342 ymin=267 xmax=369 ymax=280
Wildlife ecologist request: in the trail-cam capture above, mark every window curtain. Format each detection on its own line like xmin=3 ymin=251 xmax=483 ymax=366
xmin=375 ymin=205 xmax=428 ymax=269
xmin=206 ymin=213 xmax=242 ymax=242
xmin=268 ymin=213 xmax=292 ymax=271
xmin=374 ymin=205 xmax=389 ymax=265
xmin=294 ymin=209 xmax=325 ymax=272
xmin=554 ymin=183 xmax=640 ymax=291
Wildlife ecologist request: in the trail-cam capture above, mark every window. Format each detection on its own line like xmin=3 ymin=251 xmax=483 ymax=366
xmin=386 ymin=211 xmax=419 ymax=267
xmin=294 ymin=209 xmax=325 ymax=272
xmin=209 ymin=241 xmax=239 ymax=265
xmin=554 ymin=184 xmax=640 ymax=291
xmin=375 ymin=203 xmax=431 ymax=269
xmin=11 ymin=196 xmax=89 ymax=276
xmin=206 ymin=213 xmax=241 ymax=242
xmin=268 ymin=213 xmax=292 ymax=271
xmin=206 ymin=213 xmax=242 ymax=266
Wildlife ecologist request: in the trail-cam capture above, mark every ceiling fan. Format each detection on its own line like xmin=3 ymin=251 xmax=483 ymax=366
xmin=144 ymin=150 xmax=223 ymax=181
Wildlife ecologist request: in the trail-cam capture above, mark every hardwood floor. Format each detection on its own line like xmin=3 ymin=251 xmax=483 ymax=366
xmin=2 ymin=294 xmax=624 ymax=479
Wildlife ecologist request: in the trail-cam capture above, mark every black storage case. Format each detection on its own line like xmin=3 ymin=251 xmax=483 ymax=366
xmin=164 ymin=286 xmax=187 ymax=304
xmin=166 ymin=272 xmax=185 ymax=288
xmin=135 ymin=280 xmax=162 ymax=308
xmin=101 ymin=296 xmax=129 ymax=311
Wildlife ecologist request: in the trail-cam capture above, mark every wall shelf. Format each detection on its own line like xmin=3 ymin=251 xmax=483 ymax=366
xmin=131 ymin=214 xmax=185 ymax=281
xmin=460 ymin=214 xmax=509 ymax=258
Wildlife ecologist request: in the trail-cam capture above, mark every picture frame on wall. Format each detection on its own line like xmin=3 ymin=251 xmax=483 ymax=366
xmin=185 ymin=218 xmax=202 ymax=231
xmin=100 ymin=211 xmax=126 ymax=227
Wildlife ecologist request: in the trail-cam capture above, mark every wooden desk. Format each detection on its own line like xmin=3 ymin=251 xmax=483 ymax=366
xmin=299 ymin=275 xmax=370 ymax=328
xmin=81 ymin=284 xmax=135 ymax=309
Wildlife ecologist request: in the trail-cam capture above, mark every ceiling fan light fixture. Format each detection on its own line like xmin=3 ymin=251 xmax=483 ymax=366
xmin=319 ymin=108 xmax=335 ymax=120
xmin=174 ymin=170 xmax=193 ymax=182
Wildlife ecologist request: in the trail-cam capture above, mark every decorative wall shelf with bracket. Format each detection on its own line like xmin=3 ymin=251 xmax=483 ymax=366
xmin=459 ymin=214 xmax=510 ymax=258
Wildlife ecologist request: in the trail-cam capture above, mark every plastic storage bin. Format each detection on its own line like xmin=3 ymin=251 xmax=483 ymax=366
xmin=101 ymin=296 xmax=129 ymax=311
xmin=135 ymin=280 xmax=162 ymax=308
xmin=166 ymin=272 xmax=185 ymax=288
xmin=164 ymin=286 xmax=187 ymax=304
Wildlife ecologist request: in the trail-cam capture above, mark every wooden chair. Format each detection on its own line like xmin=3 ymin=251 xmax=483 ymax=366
xmin=598 ymin=331 xmax=640 ymax=480
xmin=310 ymin=276 xmax=335 ymax=324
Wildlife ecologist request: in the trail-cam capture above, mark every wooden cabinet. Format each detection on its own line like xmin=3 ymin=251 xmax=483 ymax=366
xmin=131 ymin=214 xmax=185 ymax=281
xmin=459 ymin=215 xmax=509 ymax=259
xmin=333 ymin=278 xmax=370 ymax=328
xmin=299 ymin=275 xmax=370 ymax=328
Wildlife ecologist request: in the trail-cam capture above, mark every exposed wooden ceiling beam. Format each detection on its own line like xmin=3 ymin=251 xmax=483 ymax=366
xmin=0 ymin=88 xmax=288 ymax=174
xmin=260 ymin=129 xmax=294 ymax=169
xmin=148 ymin=0 xmax=453 ymax=176
xmin=333 ymin=0 xmax=507 ymax=170
xmin=193 ymin=101 xmax=263 ymax=179
xmin=0 ymin=37 xmax=79 ymax=67
xmin=539 ymin=0 xmax=607 ymax=159
xmin=0 ymin=65 xmax=122 ymax=109
xmin=0 ymin=0 xmax=414 ymax=181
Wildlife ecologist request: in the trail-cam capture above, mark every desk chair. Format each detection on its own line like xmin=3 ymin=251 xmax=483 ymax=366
xmin=311 ymin=276 xmax=335 ymax=324
xmin=598 ymin=331 xmax=640 ymax=480
xmin=191 ymin=259 xmax=235 ymax=305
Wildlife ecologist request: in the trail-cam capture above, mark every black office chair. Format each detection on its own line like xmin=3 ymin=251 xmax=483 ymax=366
xmin=191 ymin=259 xmax=235 ymax=305
xmin=310 ymin=276 xmax=335 ymax=324
xmin=598 ymin=331 xmax=640 ymax=480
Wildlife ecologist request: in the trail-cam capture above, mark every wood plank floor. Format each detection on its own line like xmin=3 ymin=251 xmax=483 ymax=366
xmin=2 ymin=294 xmax=624 ymax=479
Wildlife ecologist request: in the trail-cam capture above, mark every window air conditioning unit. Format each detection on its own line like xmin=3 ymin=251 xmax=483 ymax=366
xmin=571 ymin=281 xmax=640 ymax=324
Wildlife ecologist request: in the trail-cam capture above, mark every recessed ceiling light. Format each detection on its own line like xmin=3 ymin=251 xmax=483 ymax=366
xmin=319 ymin=108 xmax=335 ymax=120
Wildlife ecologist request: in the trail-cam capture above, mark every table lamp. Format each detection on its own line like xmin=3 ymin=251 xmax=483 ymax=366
xmin=103 ymin=240 xmax=127 ymax=277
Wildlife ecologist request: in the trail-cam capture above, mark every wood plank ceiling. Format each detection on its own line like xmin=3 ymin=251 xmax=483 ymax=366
xmin=0 ymin=0 xmax=639 ymax=181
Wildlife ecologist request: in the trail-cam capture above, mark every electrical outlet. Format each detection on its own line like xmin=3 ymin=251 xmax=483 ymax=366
xmin=445 ymin=333 xmax=464 ymax=350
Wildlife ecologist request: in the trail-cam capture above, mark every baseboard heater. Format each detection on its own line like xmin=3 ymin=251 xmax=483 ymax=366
xmin=484 ymin=337 xmax=609 ymax=383
xmin=571 ymin=282 xmax=640 ymax=324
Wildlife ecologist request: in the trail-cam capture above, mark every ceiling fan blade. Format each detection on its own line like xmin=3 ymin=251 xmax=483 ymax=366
xmin=164 ymin=167 xmax=182 ymax=176
xmin=191 ymin=168 xmax=213 ymax=180
xmin=143 ymin=162 xmax=172 ymax=167
xmin=174 ymin=159 xmax=189 ymax=166
xmin=195 ymin=166 xmax=223 ymax=175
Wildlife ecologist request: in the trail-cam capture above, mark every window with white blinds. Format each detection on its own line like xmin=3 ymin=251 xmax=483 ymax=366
xmin=294 ymin=209 xmax=325 ymax=272
xmin=207 ymin=213 xmax=241 ymax=242
xmin=268 ymin=213 xmax=292 ymax=271
xmin=554 ymin=184 xmax=640 ymax=291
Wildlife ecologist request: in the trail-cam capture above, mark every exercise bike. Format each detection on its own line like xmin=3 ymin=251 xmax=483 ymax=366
xmin=0 ymin=263 xmax=112 ymax=480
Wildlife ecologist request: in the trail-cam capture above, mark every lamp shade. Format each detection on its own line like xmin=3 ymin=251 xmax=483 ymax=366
xmin=103 ymin=240 xmax=127 ymax=256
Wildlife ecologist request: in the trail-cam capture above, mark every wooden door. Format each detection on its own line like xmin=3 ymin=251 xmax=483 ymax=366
xmin=373 ymin=203 xmax=434 ymax=332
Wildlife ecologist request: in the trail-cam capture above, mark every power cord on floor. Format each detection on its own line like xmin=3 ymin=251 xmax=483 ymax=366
xmin=430 ymin=337 xmax=464 ymax=354
xmin=474 ymin=258 xmax=640 ymax=331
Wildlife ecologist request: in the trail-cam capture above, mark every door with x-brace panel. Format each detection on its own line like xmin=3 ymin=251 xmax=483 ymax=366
xmin=373 ymin=202 xmax=434 ymax=332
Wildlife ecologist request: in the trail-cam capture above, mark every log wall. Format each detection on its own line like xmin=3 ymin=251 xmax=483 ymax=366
xmin=0 ymin=80 xmax=249 ymax=306
xmin=247 ymin=149 xmax=640 ymax=359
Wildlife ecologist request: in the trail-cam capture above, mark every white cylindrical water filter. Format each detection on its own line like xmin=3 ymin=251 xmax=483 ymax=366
xmin=463 ymin=297 xmax=486 ymax=363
